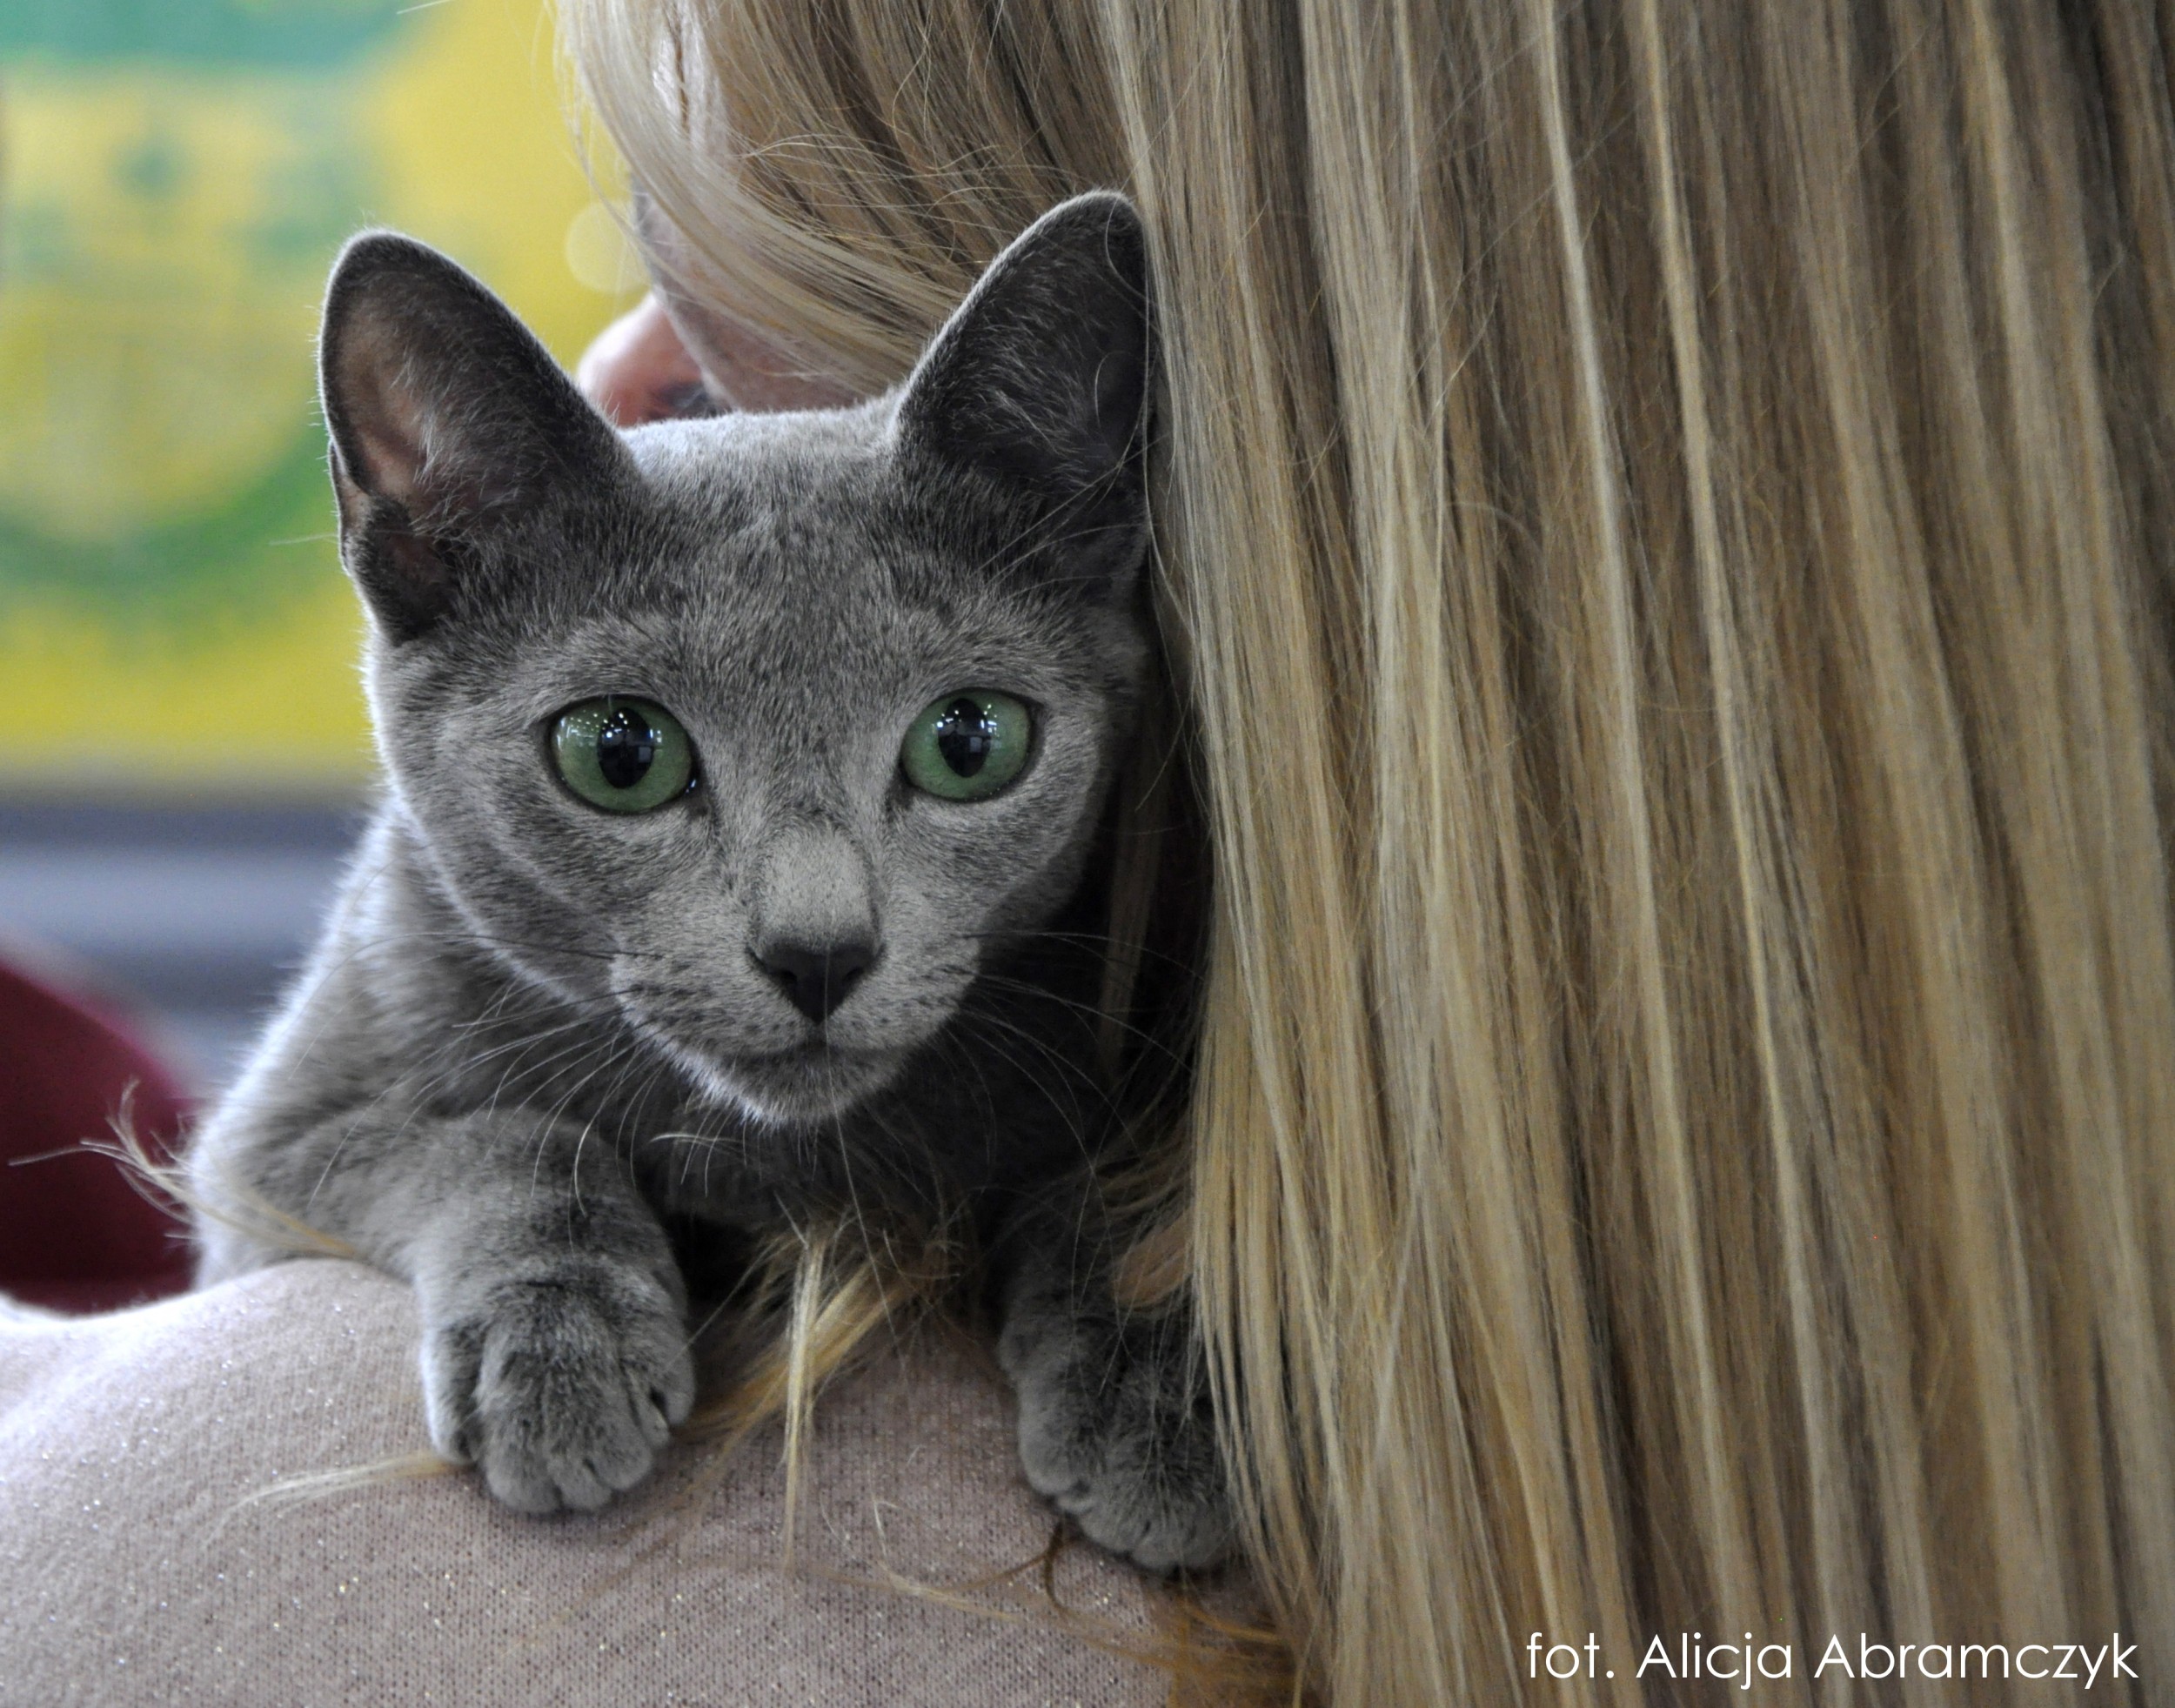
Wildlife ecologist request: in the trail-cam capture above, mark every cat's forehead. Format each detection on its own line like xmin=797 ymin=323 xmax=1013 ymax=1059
xmin=626 ymin=404 xmax=889 ymax=501
xmin=492 ymin=405 xmax=1091 ymax=706
xmin=598 ymin=407 xmax=1050 ymax=632
xmin=626 ymin=407 xmax=947 ymax=595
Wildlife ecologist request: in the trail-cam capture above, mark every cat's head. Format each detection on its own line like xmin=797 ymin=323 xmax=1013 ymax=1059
xmin=318 ymin=193 xmax=1154 ymax=1125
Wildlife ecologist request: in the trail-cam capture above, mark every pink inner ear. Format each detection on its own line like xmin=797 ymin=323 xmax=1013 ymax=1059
xmin=351 ymin=420 xmax=429 ymax=508
xmin=335 ymin=311 xmax=443 ymax=510
xmin=335 ymin=326 xmax=531 ymax=528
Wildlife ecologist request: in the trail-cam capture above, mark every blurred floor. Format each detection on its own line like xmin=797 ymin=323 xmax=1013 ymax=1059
xmin=0 ymin=800 xmax=364 ymax=1097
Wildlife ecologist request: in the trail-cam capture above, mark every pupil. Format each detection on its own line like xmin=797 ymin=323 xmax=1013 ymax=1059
xmin=595 ymin=707 xmax=658 ymax=790
xmin=935 ymin=696 xmax=995 ymax=778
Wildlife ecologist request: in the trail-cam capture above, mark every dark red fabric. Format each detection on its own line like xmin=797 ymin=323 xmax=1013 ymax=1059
xmin=0 ymin=959 xmax=193 ymax=1313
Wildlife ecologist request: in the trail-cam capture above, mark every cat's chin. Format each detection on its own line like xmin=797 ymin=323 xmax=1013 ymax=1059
xmin=679 ymin=1042 xmax=904 ymax=1128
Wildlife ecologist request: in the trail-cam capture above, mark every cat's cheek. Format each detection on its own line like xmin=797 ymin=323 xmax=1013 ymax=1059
xmin=894 ymin=785 xmax=1099 ymax=924
xmin=961 ymin=817 xmax=1103 ymax=932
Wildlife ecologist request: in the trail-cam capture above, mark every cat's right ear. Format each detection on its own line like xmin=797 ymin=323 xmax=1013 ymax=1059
xmin=318 ymin=232 xmax=632 ymax=641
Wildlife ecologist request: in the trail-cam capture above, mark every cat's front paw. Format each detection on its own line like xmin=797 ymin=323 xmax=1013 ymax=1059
xmin=420 ymin=1260 xmax=695 ymax=1514
xmin=1000 ymin=1307 xmax=1234 ymax=1574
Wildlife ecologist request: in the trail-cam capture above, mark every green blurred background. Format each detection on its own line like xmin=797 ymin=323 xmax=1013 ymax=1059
xmin=0 ymin=0 xmax=642 ymax=794
xmin=0 ymin=0 xmax=647 ymax=1087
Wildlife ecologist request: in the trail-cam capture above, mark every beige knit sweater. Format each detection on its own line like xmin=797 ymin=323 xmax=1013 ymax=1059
xmin=0 ymin=1260 xmax=1163 ymax=1705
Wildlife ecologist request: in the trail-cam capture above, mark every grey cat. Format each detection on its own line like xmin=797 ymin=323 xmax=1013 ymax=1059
xmin=186 ymin=192 xmax=1229 ymax=1574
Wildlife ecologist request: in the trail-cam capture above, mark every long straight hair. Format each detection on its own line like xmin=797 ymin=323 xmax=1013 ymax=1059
xmin=564 ymin=2 xmax=2175 ymax=1700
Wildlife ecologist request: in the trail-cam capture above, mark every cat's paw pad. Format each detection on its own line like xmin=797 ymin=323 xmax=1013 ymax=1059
xmin=1003 ymin=1320 xmax=1234 ymax=1574
xmin=422 ymin=1263 xmax=694 ymax=1514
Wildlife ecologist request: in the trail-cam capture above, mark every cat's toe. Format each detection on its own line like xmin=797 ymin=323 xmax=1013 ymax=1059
xmin=425 ymin=1263 xmax=693 ymax=1514
xmin=420 ymin=1314 xmax=489 ymax=1466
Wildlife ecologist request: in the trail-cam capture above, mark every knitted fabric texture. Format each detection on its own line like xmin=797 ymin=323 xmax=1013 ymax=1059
xmin=0 ymin=1260 xmax=1161 ymax=1705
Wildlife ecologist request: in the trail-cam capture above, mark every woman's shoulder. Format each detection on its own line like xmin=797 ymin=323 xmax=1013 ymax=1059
xmin=0 ymin=1260 xmax=1163 ymax=1706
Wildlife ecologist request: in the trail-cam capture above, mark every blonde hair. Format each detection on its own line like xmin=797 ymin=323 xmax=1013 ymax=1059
xmin=563 ymin=2 xmax=2175 ymax=1700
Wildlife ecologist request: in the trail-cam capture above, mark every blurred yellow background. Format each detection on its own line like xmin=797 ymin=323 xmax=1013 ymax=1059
xmin=0 ymin=0 xmax=642 ymax=794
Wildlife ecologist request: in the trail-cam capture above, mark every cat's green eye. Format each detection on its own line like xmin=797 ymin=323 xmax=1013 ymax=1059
xmin=551 ymin=697 xmax=697 ymax=814
xmin=900 ymin=690 xmax=1033 ymax=801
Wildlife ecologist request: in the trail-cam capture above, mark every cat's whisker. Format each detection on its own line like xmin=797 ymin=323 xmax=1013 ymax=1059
xmin=925 ymin=1021 xmax=1100 ymax=1176
xmin=967 ymin=971 xmax=1184 ymax=1063
xmin=527 ymin=1034 xmax=650 ymax=1150
xmin=292 ymin=1011 xmax=594 ymax=1215
xmin=958 ymin=926 xmax=1195 ymax=978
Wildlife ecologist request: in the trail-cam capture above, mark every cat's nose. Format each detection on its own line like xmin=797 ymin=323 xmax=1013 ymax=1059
xmin=753 ymin=938 xmax=878 ymax=1025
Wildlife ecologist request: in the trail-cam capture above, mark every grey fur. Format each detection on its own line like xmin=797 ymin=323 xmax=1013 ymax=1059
xmin=188 ymin=194 xmax=1229 ymax=1572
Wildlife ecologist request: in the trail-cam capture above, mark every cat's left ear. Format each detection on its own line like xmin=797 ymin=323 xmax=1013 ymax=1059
xmin=894 ymin=192 xmax=1151 ymax=583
